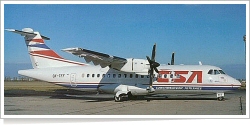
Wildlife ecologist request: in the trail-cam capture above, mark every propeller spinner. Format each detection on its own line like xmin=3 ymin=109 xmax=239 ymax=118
xmin=146 ymin=43 xmax=160 ymax=93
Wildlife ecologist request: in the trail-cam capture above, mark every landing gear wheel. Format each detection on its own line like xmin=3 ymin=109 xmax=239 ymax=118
xmin=114 ymin=96 xmax=122 ymax=102
xmin=218 ymin=97 xmax=224 ymax=101
xmin=217 ymin=92 xmax=225 ymax=101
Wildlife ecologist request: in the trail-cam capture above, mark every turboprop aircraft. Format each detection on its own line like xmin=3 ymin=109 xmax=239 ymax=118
xmin=5 ymin=28 xmax=241 ymax=101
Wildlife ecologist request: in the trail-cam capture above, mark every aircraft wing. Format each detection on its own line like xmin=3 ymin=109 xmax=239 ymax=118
xmin=62 ymin=47 xmax=127 ymax=68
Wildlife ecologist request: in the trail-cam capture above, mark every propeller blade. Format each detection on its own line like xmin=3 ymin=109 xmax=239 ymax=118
xmin=171 ymin=52 xmax=175 ymax=65
xmin=151 ymin=44 xmax=156 ymax=61
xmin=154 ymin=67 xmax=159 ymax=73
xmin=153 ymin=62 xmax=160 ymax=67
xmin=146 ymin=56 xmax=151 ymax=63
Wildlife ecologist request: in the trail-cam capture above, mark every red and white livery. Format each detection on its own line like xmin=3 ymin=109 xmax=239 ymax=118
xmin=6 ymin=28 xmax=241 ymax=101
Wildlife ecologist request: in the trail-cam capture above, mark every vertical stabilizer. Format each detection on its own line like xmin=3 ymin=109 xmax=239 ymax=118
xmin=6 ymin=28 xmax=86 ymax=69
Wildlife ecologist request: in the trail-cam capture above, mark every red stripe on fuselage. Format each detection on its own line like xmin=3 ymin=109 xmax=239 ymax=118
xmin=30 ymin=50 xmax=63 ymax=59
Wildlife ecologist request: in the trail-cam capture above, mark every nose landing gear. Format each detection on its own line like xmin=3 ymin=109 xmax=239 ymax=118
xmin=217 ymin=92 xmax=225 ymax=101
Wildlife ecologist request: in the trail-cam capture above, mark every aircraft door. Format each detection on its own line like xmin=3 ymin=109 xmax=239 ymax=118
xmin=70 ymin=73 xmax=77 ymax=87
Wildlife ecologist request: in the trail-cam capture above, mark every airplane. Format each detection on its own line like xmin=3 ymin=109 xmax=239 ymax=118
xmin=5 ymin=28 xmax=242 ymax=102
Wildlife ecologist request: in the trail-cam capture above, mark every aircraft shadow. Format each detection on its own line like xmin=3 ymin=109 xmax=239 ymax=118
xmin=50 ymin=91 xmax=220 ymax=102
xmin=6 ymin=89 xmax=245 ymax=102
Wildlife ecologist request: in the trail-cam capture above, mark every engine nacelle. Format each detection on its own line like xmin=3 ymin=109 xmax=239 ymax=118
xmin=111 ymin=58 xmax=149 ymax=73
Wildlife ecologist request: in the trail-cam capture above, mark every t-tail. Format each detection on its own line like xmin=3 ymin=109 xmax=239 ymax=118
xmin=6 ymin=28 xmax=86 ymax=69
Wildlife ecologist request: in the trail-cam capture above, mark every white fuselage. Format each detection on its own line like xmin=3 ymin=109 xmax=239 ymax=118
xmin=18 ymin=64 xmax=241 ymax=95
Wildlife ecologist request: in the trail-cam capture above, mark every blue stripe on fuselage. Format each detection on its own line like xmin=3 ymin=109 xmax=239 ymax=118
xmin=153 ymin=86 xmax=239 ymax=91
xmin=56 ymin=83 xmax=239 ymax=91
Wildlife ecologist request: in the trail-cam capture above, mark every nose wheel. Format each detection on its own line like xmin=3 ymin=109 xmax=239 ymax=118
xmin=217 ymin=96 xmax=224 ymax=101
xmin=217 ymin=92 xmax=225 ymax=101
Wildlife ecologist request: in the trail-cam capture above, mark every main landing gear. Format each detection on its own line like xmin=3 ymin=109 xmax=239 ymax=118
xmin=114 ymin=95 xmax=122 ymax=102
xmin=114 ymin=92 xmax=137 ymax=102
xmin=114 ymin=94 xmax=126 ymax=102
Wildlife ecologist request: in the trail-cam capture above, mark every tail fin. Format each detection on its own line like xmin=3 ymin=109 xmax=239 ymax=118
xmin=6 ymin=28 xmax=86 ymax=69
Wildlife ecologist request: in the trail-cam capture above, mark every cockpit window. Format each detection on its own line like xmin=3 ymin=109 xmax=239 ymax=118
xmin=219 ymin=70 xmax=226 ymax=74
xmin=214 ymin=70 xmax=220 ymax=75
xmin=208 ymin=69 xmax=214 ymax=74
xmin=208 ymin=69 xmax=225 ymax=75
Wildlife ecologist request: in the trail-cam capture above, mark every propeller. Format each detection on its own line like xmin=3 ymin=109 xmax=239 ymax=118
xmin=146 ymin=43 xmax=160 ymax=93
xmin=168 ymin=52 xmax=175 ymax=65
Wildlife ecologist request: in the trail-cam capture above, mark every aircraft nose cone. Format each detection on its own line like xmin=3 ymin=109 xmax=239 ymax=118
xmin=231 ymin=78 xmax=242 ymax=89
xmin=235 ymin=79 xmax=242 ymax=86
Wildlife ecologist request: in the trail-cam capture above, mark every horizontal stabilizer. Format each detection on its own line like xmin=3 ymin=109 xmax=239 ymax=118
xmin=5 ymin=28 xmax=50 ymax=40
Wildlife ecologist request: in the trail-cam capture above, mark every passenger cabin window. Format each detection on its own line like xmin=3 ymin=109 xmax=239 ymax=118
xmin=118 ymin=74 xmax=121 ymax=78
xmin=170 ymin=74 xmax=173 ymax=78
xmin=176 ymin=74 xmax=180 ymax=78
xmin=130 ymin=74 xmax=133 ymax=78
xmin=92 ymin=74 xmax=95 ymax=78
xmin=158 ymin=74 xmax=162 ymax=78
xmin=87 ymin=74 xmax=90 ymax=77
xmin=135 ymin=74 xmax=139 ymax=78
xmin=97 ymin=74 xmax=100 ymax=78
xmin=164 ymin=74 xmax=167 ymax=78
xmin=102 ymin=74 xmax=105 ymax=78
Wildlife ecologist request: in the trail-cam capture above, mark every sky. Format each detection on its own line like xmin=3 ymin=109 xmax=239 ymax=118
xmin=2 ymin=2 xmax=247 ymax=79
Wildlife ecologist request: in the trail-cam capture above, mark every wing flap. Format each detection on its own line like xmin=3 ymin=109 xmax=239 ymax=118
xmin=62 ymin=47 xmax=127 ymax=68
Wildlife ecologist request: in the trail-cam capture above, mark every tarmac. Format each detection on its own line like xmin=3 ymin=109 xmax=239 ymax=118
xmin=3 ymin=81 xmax=247 ymax=117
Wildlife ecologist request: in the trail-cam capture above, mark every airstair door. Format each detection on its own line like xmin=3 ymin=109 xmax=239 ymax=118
xmin=70 ymin=73 xmax=77 ymax=87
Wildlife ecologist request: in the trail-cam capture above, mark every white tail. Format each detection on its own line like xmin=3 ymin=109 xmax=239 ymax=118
xmin=6 ymin=28 xmax=86 ymax=69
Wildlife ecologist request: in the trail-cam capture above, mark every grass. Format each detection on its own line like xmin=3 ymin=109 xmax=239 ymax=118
xmin=4 ymin=81 xmax=65 ymax=92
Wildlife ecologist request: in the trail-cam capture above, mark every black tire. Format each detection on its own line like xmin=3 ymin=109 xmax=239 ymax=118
xmin=218 ymin=97 xmax=224 ymax=101
xmin=114 ymin=96 xmax=122 ymax=102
